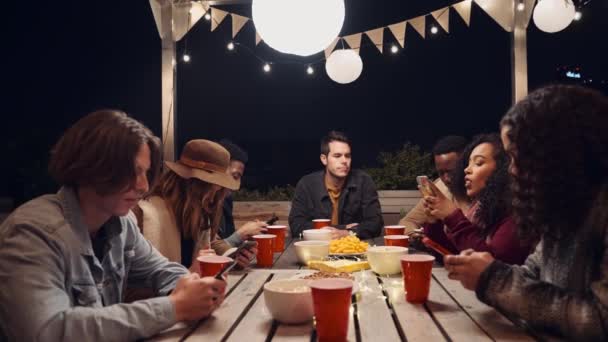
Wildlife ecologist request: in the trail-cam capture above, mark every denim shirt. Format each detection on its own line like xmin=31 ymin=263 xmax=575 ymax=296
xmin=0 ymin=187 xmax=189 ymax=341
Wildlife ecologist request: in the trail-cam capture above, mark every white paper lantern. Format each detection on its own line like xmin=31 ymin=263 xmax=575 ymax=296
xmin=325 ymin=49 xmax=363 ymax=84
xmin=533 ymin=0 xmax=576 ymax=33
xmin=252 ymin=0 xmax=345 ymax=56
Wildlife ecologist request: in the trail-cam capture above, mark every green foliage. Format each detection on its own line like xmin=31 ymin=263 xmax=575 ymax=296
xmin=366 ymin=143 xmax=435 ymax=190
xmin=233 ymin=185 xmax=296 ymax=201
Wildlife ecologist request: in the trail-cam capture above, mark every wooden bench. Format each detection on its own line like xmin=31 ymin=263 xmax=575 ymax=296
xmin=233 ymin=191 xmax=422 ymax=228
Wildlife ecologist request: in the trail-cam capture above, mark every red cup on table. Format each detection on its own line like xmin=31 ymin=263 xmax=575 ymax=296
xmin=253 ymin=234 xmax=276 ymax=267
xmin=384 ymin=225 xmax=406 ymax=236
xmin=197 ymin=255 xmax=233 ymax=277
xmin=309 ymin=278 xmax=353 ymax=342
xmin=384 ymin=234 xmax=409 ymax=247
xmin=312 ymin=219 xmax=331 ymax=229
xmin=266 ymin=225 xmax=287 ymax=252
xmin=400 ymin=254 xmax=435 ymax=303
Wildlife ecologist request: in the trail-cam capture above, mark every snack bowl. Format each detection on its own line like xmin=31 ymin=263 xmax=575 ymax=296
xmin=263 ymin=279 xmax=313 ymax=324
xmin=366 ymin=246 xmax=409 ymax=275
xmin=302 ymin=228 xmax=333 ymax=241
xmin=294 ymin=240 xmax=330 ymax=264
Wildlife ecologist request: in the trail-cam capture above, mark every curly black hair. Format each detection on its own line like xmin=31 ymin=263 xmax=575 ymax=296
xmin=500 ymin=84 xmax=608 ymax=243
xmin=449 ymin=133 xmax=511 ymax=235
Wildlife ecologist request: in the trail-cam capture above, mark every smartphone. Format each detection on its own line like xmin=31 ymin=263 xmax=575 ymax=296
xmin=422 ymin=237 xmax=452 ymax=256
xmin=225 ymin=240 xmax=257 ymax=259
xmin=266 ymin=214 xmax=279 ymax=225
xmin=416 ymin=176 xmax=436 ymax=197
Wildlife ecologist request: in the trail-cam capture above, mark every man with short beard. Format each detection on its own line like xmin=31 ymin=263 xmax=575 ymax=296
xmin=289 ymin=131 xmax=383 ymax=239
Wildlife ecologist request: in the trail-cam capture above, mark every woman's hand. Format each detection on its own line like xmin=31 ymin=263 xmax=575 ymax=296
xmin=423 ymin=185 xmax=457 ymax=220
xmin=444 ymin=250 xmax=494 ymax=291
xmin=237 ymin=221 xmax=268 ymax=240
xmin=234 ymin=243 xmax=257 ymax=269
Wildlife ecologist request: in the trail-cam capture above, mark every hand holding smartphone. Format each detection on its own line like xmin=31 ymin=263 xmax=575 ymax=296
xmin=416 ymin=176 xmax=436 ymax=197
xmin=216 ymin=240 xmax=257 ymax=280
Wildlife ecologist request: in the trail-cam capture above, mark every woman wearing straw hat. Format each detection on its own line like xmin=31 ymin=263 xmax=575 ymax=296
xmin=134 ymin=139 xmax=267 ymax=273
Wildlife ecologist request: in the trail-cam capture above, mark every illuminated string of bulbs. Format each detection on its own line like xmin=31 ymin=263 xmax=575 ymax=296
xmin=181 ymin=0 xmax=591 ymax=74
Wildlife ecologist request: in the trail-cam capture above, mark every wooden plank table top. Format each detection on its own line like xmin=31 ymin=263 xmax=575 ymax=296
xmin=149 ymin=238 xmax=534 ymax=341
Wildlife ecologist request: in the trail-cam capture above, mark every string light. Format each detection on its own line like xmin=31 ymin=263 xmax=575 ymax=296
xmin=306 ymin=65 xmax=314 ymax=75
xmin=182 ymin=54 xmax=191 ymax=62
xmin=204 ymin=13 xmax=211 ymax=21
xmin=263 ymin=63 xmax=271 ymax=73
xmin=574 ymin=10 xmax=582 ymax=21
xmin=430 ymin=26 xmax=438 ymax=34
xmin=517 ymin=0 xmax=525 ymax=12
xmin=390 ymin=45 xmax=399 ymax=54
xmin=227 ymin=42 xmax=235 ymax=51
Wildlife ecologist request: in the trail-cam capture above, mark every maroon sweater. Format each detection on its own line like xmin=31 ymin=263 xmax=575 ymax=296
xmin=423 ymin=209 xmax=532 ymax=265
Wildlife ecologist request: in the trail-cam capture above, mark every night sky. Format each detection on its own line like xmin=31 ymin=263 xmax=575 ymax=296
xmin=4 ymin=0 xmax=608 ymax=205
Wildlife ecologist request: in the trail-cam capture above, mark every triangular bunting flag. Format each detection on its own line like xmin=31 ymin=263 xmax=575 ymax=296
xmin=474 ymin=0 xmax=515 ymax=32
xmin=171 ymin=1 xmax=191 ymax=41
xmin=388 ymin=21 xmax=406 ymax=48
xmin=149 ymin=0 xmax=164 ymax=39
xmin=231 ymin=14 xmax=249 ymax=38
xmin=202 ymin=3 xmax=210 ymax=13
xmin=343 ymin=33 xmax=362 ymax=54
xmin=431 ymin=8 xmax=450 ymax=33
xmin=255 ymin=31 xmax=263 ymax=46
xmin=452 ymin=0 xmax=472 ymax=26
xmin=408 ymin=15 xmax=426 ymax=39
xmin=365 ymin=28 xmax=384 ymax=54
xmin=324 ymin=37 xmax=340 ymax=59
xmin=211 ymin=8 xmax=228 ymax=32
xmin=189 ymin=1 xmax=206 ymax=25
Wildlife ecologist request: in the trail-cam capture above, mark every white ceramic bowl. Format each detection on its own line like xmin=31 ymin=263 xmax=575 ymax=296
xmin=302 ymin=228 xmax=332 ymax=241
xmin=263 ymin=279 xmax=313 ymax=324
xmin=294 ymin=241 xmax=330 ymax=264
xmin=366 ymin=246 xmax=409 ymax=275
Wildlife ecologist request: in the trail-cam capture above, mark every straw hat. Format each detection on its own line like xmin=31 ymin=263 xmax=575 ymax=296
xmin=165 ymin=139 xmax=240 ymax=190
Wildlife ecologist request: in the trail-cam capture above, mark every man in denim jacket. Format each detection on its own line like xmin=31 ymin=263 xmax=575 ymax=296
xmin=0 ymin=110 xmax=227 ymax=341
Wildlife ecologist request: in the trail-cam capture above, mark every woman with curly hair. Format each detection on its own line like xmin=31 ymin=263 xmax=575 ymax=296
xmin=422 ymin=133 xmax=533 ymax=265
xmin=445 ymin=85 xmax=608 ymax=340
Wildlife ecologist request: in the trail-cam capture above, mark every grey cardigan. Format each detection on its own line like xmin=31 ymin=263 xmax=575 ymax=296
xmin=476 ymin=188 xmax=608 ymax=340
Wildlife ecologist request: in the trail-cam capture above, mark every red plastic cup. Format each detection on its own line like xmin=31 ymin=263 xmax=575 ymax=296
xmin=197 ymin=255 xmax=233 ymax=277
xmin=400 ymin=254 xmax=435 ymax=303
xmin=266 ymin=225 xmax=287 ymax=252
xmin=384 ymin=235 xmax=409 ymax=247
xmin=384 ymin=225 xmax=406 ymax=236
xmin=253 ymin=234 xmax=276 ymax=267
xmin=310 ymin=278 xmax=353 ymax=342
xmin=312 ymin=219 xmax=331 ymax=229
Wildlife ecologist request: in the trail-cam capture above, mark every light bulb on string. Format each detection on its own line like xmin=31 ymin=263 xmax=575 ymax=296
xmin=227 ymin=42 xmax=235 ymax=51
xmin=517 ymin=0 xmax=525 ymax=12
xmin=390 ymin=45 xmax=399 ymax=54
xmin=263 ymin=63 xmax=271 ymax=73
xmin=430 ymin=26 xmax=438 ymax=34
xmin=574 ymin=10 xmax=582 ymax=21
xmin=182 ymin=54 xmax=191 ymax=62
xmin=204 ymin=13 xmax=211 ymax=21
xmin=307 ymin=66 xmax=314 ymax=75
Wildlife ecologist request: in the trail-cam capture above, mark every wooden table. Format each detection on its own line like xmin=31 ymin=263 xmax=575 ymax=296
xmin=149 ymin=238 xmax=536 ymax=341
